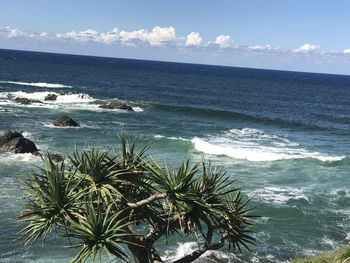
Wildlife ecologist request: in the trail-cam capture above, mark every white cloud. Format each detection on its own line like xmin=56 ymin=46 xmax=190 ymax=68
xmin=40 ymin=32 xmax=49 ymax=38
xmin=100 ymin=28 xmax=119 ymax=44
xmin=147 ymin=26 xmax=176 ymax=46
xmin=185 ymin=32 xmax=202 ymax=46
xmin=248 ymin=44 xmax=273 ymax=50
xmin=0 ymin=26 xmax=27 ymax=38
xmin=343 ymin=48 xmax=350 ymax=54
xmin=119 ymin=26 xmax=176 ymax=46
xmin=56 ymin=29 xmax=101 ymax=42
xmin=293 ymin=43 xmax=319 ymax=53
xmin=214 ymin=35 xmax=231 ymax=48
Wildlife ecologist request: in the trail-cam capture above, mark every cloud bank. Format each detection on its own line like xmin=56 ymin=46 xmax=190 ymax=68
xmin=1 ymin=25 xmax=350 ymax=74
xmin=2 ymin=25 xmax=350 ymax=55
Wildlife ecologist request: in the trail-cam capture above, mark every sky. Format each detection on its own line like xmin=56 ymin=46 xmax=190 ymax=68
xmin=1 ymin=0 xmax=350 ymax=75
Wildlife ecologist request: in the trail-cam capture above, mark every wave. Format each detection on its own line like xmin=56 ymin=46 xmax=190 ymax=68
xmin=249 ymin=186 xmax=310 ymax=205
xmin=132 ymin=106 xmax=144 ymax=112
xmin=162 ymin=242 xmax=231 ymax=262
xmin=191 ymin=128 xmax=346 ymax=162
xmin=0 ymin=152 xmax=40 ymax=163
xmin=43 ymin=122 xmax=100 ymax=129
xmin=0 ymin=91 xmax=144 ymax=113
xmin=0 ymin=91 xmax=96 ymax=111
xmin=0 ymin=81 xmax=72 ymax=89
xmin=154 ymin=135 xmax=190 ymax=142
xmin=149 ymin=102 xmax=347 ymax=132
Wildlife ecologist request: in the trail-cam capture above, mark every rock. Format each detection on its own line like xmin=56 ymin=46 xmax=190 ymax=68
xmin=0 ymin=130 xmax=23 ymax=146
xmin=0 ymin=130 xmax=38 ymax=154
xmin=49 ymin=153 xmax=65 ymax=162
xmin=14 ymin=97 xmax=43 ymax=104
xmin=44 ymin=93 xmax=57 ymax=101
xmin=53 ymin=116 xmax=80 ymax=127
xmin=2 ymin=137 xmax=38 ymax=153
xmin=99 ymin=101 xmax=134 ymax=111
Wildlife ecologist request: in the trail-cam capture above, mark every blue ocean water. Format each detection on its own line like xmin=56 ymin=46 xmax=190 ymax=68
xmin=0 ymin=49 xmax=349 ymax=262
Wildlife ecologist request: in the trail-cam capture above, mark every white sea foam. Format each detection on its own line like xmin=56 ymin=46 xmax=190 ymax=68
xmin=21 ymin=131 xmax=33 ymax=139
xmin=249 ymin=186 xmax=310 ymax=205
xmin=0 ymin=152 xmax=40 ymax=163
xmin=111 ymin=121 xmax=125 ymax=126
xmin=0 ymin=91 xmax=96 ymax=111
xmin=346 ymin=232 xmax=350 ymax=241
xmin=0 ymin=81 xmax=72 ymax=88
xmin=0 ymin=91 xmax=145 ymax=113
xmin=9 ymin=91 xmax=94 ymax=103
xmin=154 ymin=135 xmax=190 ymax=142
xmin=191 ymin=128 xmax=345 ymax=162
xmin=132 ymin=106 xmax=144 ymax=112
xmin=43 ymin=122 xmax=100 ymax=129
xmin=163 ymin=242 xmax=230 ymax=262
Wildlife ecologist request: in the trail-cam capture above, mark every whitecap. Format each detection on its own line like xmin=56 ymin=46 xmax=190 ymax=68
xmin=0 ymin=91 xmax=96 ymax=111
xmin=162 ymin=242 xmax=230 ymax=262
xmin=0 ymin=81 xmax=72 ymax=89
xmin=191 ymin=128 xmax=345 ymax=162
xmin=132 ymin=106 xmax=144 ymax=112
xmin=249 ymin=186 xmax=310 ymax=205
xmin=0 ymin=91 xmax=146 ymax=114
xmin=154 ymin=135 xmax=190 ymax=142
xmin=43 ymin=122 xmax=100 ymax=129
xmin=0 ymin=152 xmax=40 ymax=163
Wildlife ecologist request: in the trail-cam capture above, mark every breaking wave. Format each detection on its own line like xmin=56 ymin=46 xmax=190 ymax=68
xmin=154 ymin=135 xmax=190 ymax=142
xmin=0 ymin=81 xmax=73 ymax=89
xmin=0 ymin=91 xmax=143 ymax=112
xmin=191 ymin=128 xmax=346 ymax=162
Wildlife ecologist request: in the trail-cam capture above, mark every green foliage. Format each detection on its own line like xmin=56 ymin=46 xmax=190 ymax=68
xmin=291 ymin=246 xmax=350 ymax=263
xmin=18 ymin=133 xmax=256 ymax=263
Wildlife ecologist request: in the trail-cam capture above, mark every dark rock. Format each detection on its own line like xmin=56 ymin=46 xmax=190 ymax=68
xmin=14 ymin=97 xmax=43 ymax=104
xmin=50 ymin=153 xmax=65 ymax=162
xmin=2 ymin=137 xmax=38 ymax=153
xmin=0 ymin=130 xmax=23 ymax=146
xmin=0 ymin=130 xmax=38 ymax=154
xmin=44 ymin=93 xmax=57 ymax=101
xmin=53 ymin=116 xmax=80 ymax=127
xmin=99 ymin=101 xmax=134 ymax=111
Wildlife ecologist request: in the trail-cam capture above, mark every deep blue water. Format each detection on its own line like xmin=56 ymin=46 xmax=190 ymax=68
xmin=0 ymin=49 xmax=349 ymax=262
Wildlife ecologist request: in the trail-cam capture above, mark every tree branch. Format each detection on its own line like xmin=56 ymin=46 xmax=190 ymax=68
xmin=172 ymin=237 xmax=225 ymax=263
xmin=127 ymin=193 xmax=166 ymax=208
xmin=172 ymin=216 xmax=226 ymax=263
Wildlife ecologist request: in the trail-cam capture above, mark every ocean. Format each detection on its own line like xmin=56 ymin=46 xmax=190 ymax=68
xmin=0 ymin=49 xmax=349 ymax=262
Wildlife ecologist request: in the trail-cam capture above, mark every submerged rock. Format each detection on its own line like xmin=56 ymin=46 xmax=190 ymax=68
xmin=44 ymin=93 xmax=57 ymax=101
xmin=0 ymin=130 xmax=38 ymax=154
xmin=99 ymin=101 xmax=134 ymax=111
xmin=14 ymin=97 xmax=43 ymax=104
xmin=53 ymin=116 xmax=80 ymax=127
xmin=49 ymin=153 xmax=65 ymax=162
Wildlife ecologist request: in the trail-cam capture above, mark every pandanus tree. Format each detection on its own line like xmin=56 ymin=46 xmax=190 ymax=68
xmin=19 ymin=133 xmax=255 ymax=263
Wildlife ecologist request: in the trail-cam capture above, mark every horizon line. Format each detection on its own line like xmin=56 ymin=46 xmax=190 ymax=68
xmin=1 ymin=47 xmax=350 ymax=78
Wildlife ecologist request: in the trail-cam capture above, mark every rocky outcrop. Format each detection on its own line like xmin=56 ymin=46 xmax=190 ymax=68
xmin=99 ymin=101 xmax=134 ymax=111
xmin=44 ymin=93 xmax=57 ymax=101
xmin=0 ymin=130 xmax=38 ymax=154
xmin=14 ymin=97 xmax=43 ymax=104
xmin=53 ymin=116 xmax=80 ymax=127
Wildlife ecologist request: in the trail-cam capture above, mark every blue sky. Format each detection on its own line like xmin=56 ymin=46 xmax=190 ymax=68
xmin=1 ymin=0 xmax=350 ymax=74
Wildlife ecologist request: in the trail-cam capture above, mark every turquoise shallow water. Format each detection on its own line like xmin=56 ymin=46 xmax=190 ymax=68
xmin=0 ymin=49 xmax=349 ymax=262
